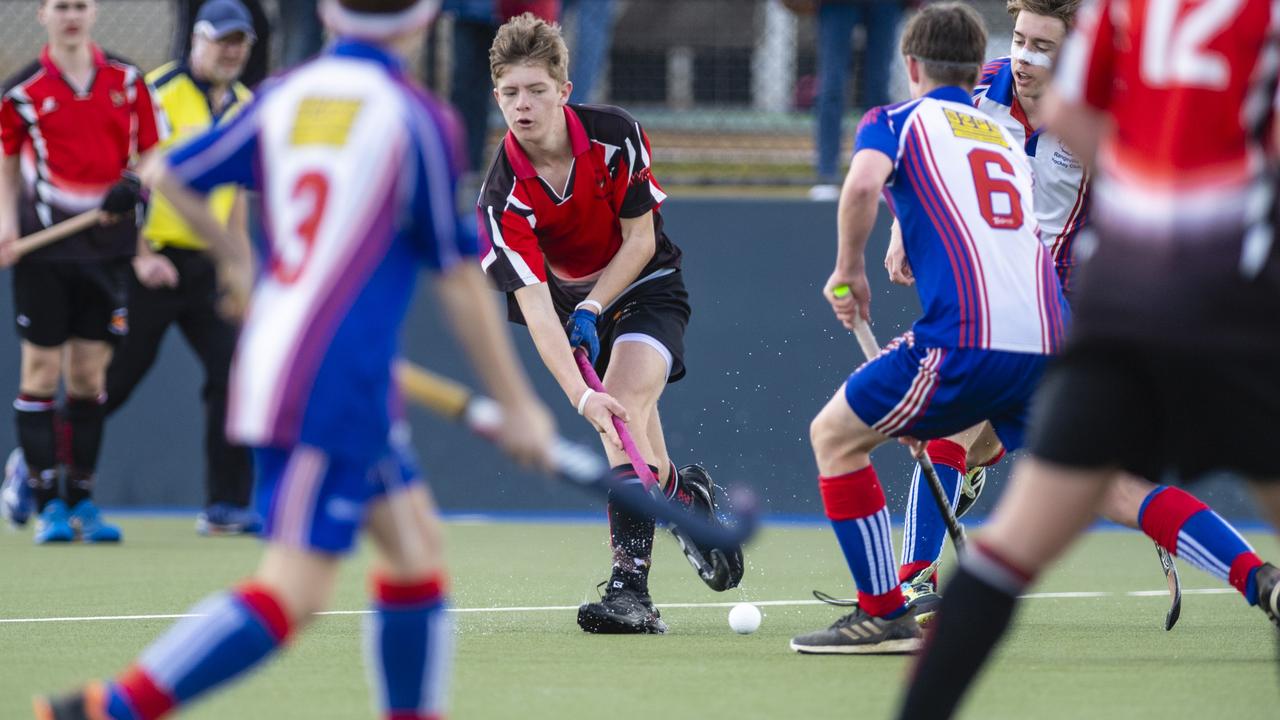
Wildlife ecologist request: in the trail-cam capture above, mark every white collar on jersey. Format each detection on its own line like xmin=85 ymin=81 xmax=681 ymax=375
xmin=1010 ymin=43 xmax=1053 ymax=69
xmin=319 ymin=0 xmax=441 ymax=41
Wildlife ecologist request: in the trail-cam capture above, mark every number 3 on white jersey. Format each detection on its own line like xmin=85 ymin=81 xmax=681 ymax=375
xmin=1141 ymin=0 xmax=1244 ymax=90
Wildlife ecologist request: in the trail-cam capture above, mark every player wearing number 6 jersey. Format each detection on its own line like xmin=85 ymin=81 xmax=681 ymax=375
xmin=792 ymin=2 xmax=1068 ymax=655
xmin=900 ymin=0 xmax=1280 ymax=715
xmin=886 ymin=0 xmax=1277 ymax=632
xmin=34 ymin=1 xmax=557 ymax=718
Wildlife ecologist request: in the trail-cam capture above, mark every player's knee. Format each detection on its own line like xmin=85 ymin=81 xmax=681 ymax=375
xmin=20 ymin=351 xmax=61 ymax=395
xmin=810 ymin=407 xmax=875 ymax=460
xmin=64 ymin=363 xmax=106 ymax=398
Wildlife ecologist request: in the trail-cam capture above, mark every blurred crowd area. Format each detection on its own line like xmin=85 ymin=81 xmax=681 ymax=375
xmin=0 ymin=0 xmax=1014 ymax=186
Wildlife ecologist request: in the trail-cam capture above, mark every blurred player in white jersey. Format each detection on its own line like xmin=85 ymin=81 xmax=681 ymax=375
xmin=885 ymin=0 xmax=1277 ymax=630
xmin=34 ymin=1 xmax=555 ymax=718
xmin=900 ymin=0 xmax=1280 ymax=714
xmin=791 ymin=2 xmax=1068 ymax=655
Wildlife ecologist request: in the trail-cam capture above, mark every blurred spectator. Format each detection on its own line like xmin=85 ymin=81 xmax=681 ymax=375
xmin=562 ymin=0 xmax=617 ymax=103
xmin=171 ymin=0 xmax=270 ymax=86
xmin=798 ymin=0 xmax=906 ymax=200
xmin=279 ymin=0 xmax=325 ymax=69
xmin=445 ymin=0 xmax=559 ymax=175
xmin=109 ymin=0 xmax=260 ymax=537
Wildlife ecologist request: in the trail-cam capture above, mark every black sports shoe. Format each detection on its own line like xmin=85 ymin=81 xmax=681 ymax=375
xmin=790 ymin=605 xmax=922 ymax=655
xmin=902 ymin=564 xmax=943 ymax=627
xmin=668 ymin=464 xmax=745 ymax=591
xmin=955 ymin=466 xmax=987 ymax=519
xmin=33 ymin=683 xmax=105 ymax=720
xmin=1256 ymin=562 xmax=1280 ymax=628
xmin=577 ymin=574 xmax=668 ymax=634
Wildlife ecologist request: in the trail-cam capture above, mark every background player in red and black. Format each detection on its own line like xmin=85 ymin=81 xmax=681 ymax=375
xmin=0 ymin=0 xmax=161 ymax=544
xmin=899 ymin=2 xmax=1280 ymax=716
xmin=480 ymin=13 xmax=743 ymax=634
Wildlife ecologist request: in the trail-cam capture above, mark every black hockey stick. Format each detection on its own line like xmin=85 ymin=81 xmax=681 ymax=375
xmin=1156 ymin=543 xmax=1183 ymax=630
xmin=834 ymin=285 xmax=967 ymax=554
xmin=395 ymin=360 xmax=757 ymax=551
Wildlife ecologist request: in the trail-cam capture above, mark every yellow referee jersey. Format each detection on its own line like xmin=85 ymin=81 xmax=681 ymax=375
xmin=144 ymin=61 xmax=252 ymax=250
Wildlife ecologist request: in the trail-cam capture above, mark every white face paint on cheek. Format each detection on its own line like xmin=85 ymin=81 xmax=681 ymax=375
xmin=1010 ymin=43 xmax=1054 ymax=69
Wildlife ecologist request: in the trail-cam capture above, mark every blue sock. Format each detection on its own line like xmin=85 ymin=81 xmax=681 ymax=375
xmin=365 ymin=574 xmax=452 ymax=720
xmin=818 ymin=466 xmax=907 ymax=618
xmin=899 ymin=439 xmax=965 ymax=583
xmin=1139 ymin=485 xmax=1264 ymax=604
xmin=106 ymin=584 xmax=292 ymax=719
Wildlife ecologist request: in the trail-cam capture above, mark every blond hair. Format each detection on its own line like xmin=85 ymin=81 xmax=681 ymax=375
xmin=489 ymin=12 xmax=569 ymax=85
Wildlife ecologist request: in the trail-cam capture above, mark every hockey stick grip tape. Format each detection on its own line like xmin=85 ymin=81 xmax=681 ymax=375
xmin=572 ymin=348 xmax=659 ymax=490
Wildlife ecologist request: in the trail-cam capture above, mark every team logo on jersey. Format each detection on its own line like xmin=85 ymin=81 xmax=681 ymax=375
xmin=110 ymin=90 xmax=126 ymax=107
xmin=40 ymin=97 xmax=57 ymax=114
xmin=943 ymin=108 xmax=1009 ymax=149
xmin=290 ymin=97 xmax=363 ymax=146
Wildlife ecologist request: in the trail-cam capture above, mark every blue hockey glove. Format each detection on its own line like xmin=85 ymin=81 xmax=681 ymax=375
xmin=565 ymin=308 xmax=600 ymax=363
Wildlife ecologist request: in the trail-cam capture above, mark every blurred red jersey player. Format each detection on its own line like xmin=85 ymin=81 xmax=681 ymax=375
xmin=0 ymin=0 xmax=161 ymax=545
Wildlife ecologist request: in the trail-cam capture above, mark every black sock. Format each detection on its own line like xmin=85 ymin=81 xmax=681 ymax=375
xmin=15 ymin=394 xmax=59 ymax=510
xmin=897 ymin=544 xmax=1030 ymax=720
xmin=608 ymin=466 xmax=656 ymax=584
xmin=63 ymin=396 xmax=105 ymax=507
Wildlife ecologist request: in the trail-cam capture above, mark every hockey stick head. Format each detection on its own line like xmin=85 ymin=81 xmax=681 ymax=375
xmin=550 ymin=439 xmax=760 ymax=550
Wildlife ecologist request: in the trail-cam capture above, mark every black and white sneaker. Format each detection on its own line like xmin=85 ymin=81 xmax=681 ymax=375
xmin=790 ymin=605 xmax=923 ymax=655
xmin=1256 ymin=562 xmax=1280 ymax=628
xmin=668 ymin=464 xmax=745 ymax=591
xmin=902 ymin=564 xmax=943 ymax=627
xmin=955 ymin=466 xmax=987 ymax=519
xmin=577 ymin=574 xmax=667 ymax=634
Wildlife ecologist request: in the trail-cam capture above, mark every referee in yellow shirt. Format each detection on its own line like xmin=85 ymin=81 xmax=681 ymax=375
xmin=105 ymin=0 xmax=258 ymax=535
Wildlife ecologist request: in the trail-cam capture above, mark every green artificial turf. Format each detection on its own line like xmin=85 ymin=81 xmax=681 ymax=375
xmin=1 ymin=518 xmax=1276 ymax=719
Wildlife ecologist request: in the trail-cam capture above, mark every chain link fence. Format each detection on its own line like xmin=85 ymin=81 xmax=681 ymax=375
xmin=1 ymin=0 xmax=1014 ymax=186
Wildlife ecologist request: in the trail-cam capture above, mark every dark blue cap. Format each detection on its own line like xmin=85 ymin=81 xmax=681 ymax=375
xmin=194 ymin=0 xmax=256 ymax=41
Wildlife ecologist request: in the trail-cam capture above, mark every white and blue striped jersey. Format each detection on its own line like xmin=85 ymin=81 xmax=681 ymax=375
xmin=166 ymin=39 xmax=475 ymax=463
xmin=973 ymin=57 xmax=1089 ymax=291
xmin=856 ymin=85 xmax=1068 ymax=354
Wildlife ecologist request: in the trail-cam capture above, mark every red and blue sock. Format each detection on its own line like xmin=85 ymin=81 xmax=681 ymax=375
xmin=1139 ymin=485 xmax=1264 ymax=604
xmin=898 ymin=439 xmax=966 ymax=583
xmin=818 ymin=466 xmax=906 ymax=618
xmin=103 ymin=583 xmax=292 ymax=719
xmin=365 ymin=573 xmax=452 ymax=720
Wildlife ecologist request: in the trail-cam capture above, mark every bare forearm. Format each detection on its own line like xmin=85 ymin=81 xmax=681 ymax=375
xmin=147 ymin=166 xmax=245 ymax=266
xmin=436 ymin=264 xmax=540 ymax=409
xmin=581 ymin=214 xmax=656 ymax=309
xmin=514 ymin=284 xmax=590 ymax=405
xmin=228 ymin=190 xmax=252 ymax=260
xmin=0 ymin=154 xmax=20 ymax=238
xmin=836 ymin=184 xmax=879 ymax=273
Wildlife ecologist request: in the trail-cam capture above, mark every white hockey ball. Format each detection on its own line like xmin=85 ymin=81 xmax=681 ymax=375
xmin=728 ymin=603 xmax=761 ymax=634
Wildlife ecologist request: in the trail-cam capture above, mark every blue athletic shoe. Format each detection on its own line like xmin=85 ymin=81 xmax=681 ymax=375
xmin=195 ymin=503 xmax=263 ymax=536
xmin=1 ymin=448 xmax=32 ymax=527
xmin=34 ymin=499 xmax=75 ymax=544
xmin=68 ymin=499 xmax=122 ymax=543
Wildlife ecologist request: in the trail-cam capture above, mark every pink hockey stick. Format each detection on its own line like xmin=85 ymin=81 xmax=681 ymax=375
xmin=573 ymin=348 xmax=659 ymax=491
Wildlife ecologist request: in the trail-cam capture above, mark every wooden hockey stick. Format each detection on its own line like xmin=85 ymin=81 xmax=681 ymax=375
xmin=834 ymin=284 xmax=967 ymax=553
xmin=394 ymin=360 xmax=757 ymax=551
xmin=13 ymin=210 xmax=101 ymax=260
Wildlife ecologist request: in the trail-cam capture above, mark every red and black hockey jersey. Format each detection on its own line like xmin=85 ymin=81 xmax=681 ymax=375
xmin=0 ymin=44 xmax=162 ymax=260
xmin=478 ymin=103 xmax=680 ymax=308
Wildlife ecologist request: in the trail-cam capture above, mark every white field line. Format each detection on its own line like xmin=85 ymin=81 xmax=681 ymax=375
xmin=0 ymin=588 xmax=1236 ymax=625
